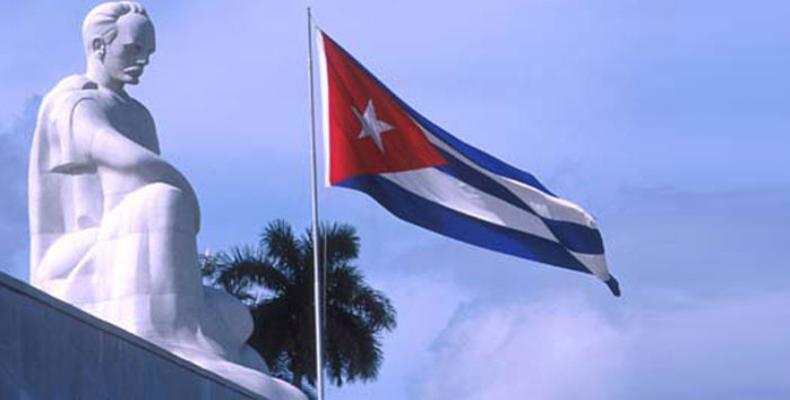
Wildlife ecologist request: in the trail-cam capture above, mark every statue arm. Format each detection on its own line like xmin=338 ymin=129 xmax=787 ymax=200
xmin=72 ymin=99 xmax=201 ymax=231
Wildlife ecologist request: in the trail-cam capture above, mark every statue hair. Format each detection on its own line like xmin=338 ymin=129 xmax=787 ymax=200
xmin=82 ymin=1 xmax=148 ymax=55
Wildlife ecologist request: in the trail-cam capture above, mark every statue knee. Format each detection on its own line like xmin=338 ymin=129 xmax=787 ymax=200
xmin=137 ymin=182 xmax=197 ymax=232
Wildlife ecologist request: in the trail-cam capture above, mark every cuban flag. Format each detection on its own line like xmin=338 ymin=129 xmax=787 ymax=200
xmin=316 ymin=30 xmax=620 ymax=296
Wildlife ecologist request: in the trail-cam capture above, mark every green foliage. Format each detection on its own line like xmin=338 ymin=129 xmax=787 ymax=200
xmin=202 ymin=219 xmax=397 ymax=388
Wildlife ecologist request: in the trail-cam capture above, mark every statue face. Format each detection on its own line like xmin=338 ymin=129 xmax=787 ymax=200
xmin=102 ymin=13 xmax=156 ymax=86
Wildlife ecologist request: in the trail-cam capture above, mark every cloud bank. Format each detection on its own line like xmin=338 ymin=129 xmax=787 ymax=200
xmin=416 ymin=289 xmax=790 ymax=400
xmin=418 ymin=295 xmax=627 ymax=400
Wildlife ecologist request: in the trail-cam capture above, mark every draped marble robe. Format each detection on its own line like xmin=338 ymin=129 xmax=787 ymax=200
xmin=29 ymin=75 xmax=305 ymax=400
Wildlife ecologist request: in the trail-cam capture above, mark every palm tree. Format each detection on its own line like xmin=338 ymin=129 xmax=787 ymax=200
xmin=202 ymin=220 xmax=396 ymax=389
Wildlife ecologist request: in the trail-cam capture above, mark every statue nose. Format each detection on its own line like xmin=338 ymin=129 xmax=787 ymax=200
xmin=136 ymin=53 xmax=151 ymax=66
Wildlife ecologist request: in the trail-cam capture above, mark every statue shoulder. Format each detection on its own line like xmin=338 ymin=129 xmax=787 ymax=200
xmin=52 ymin=75 xmax=99 ymax=92
xmin=47 ymin=75 xmax=101 ymax=99
xmin=42 ymin=75 xmax=103 ymax=115
xmin=32 ymin=76 xmax=102 ymax=176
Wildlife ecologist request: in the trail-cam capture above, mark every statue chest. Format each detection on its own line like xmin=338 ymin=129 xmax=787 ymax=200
xmin=105 ymin=99 xmax=159 ymax=153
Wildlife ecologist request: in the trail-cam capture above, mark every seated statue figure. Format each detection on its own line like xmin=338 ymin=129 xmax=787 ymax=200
xmin=28 ymin=2 xmax=305 ymax=398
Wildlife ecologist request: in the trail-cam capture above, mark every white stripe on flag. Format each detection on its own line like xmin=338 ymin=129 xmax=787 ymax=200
xmin=380 ymin=168 xmax=558 ymax=243
xmin=420 ymin=126 xmax=597 ymax=229
xmin=568 ymin=250 xmax=610 ymax=280
xmin=316 ymin=29 xmax=332 ymax=187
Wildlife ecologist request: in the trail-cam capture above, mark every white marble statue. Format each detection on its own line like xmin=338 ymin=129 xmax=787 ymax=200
xmin=28 ymin=2 xmax=305 ymax=398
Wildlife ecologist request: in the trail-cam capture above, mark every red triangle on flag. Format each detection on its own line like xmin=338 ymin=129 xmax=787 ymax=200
xmin=319 ymin=32 xmax=446 ymax=186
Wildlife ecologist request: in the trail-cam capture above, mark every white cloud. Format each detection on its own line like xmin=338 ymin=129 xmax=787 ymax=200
xmin=419 ymin=295 xmax=628 ymax=400
xmin=417 ymin=290 xmax=790 ymax=400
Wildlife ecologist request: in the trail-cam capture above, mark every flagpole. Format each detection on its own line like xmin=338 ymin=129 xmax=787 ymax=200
xmin=306 ymin=7 xmax=325 ymax=400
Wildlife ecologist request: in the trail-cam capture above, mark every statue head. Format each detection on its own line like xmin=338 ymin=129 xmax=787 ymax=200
xmin=82 ymin=2 xmax=155 ymax=88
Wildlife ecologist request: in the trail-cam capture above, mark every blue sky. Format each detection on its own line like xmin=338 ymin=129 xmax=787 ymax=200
xmin=1 ymin=1 xmax=789 ymax=399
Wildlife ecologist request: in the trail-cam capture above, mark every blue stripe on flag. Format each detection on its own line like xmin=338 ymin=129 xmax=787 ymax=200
xmin=542 ymin=219 xmax=604 ymax=255
xmin=340 ymin=175 xmax=591 ymax=274
xmin=434 ymin=148 xmax=534 ymax=214
xmin=434 ymin=148 xmax=605 ymax=254
xmin=405 ymin=110 xmax=557 ymax=197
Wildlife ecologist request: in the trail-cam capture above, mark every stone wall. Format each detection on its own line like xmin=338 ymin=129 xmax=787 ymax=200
xmin=0 ymin=272 xmax=267 ymax=399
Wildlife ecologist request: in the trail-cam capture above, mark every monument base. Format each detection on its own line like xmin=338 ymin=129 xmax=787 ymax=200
xmin=0 ymin=272 xmax=271 ymax=399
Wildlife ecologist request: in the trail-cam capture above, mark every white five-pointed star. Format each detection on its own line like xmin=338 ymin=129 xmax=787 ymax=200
xmin=352 ymin=100 xmax=394 ymax=152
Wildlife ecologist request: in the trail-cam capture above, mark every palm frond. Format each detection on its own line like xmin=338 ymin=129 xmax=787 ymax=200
xmin=260 ymin=219 xmax=304 ymax=277
xmin=321 ymin=222 xmax=360 ymax=266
